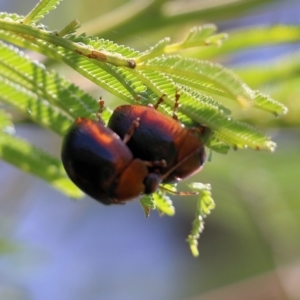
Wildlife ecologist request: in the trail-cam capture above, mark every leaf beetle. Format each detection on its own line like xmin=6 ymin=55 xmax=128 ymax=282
xmin=61 ymin=100 xmax=166 ymax=205
xmin=107 ymin=92 xmax=207 ymax=184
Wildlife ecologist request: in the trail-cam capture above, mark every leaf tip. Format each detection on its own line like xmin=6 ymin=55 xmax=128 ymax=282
xmin=186 ymin=235 xmax=200 ymax=257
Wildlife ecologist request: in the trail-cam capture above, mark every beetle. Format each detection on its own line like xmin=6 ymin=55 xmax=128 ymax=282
xmin=107 ymin=93 xmax=206 ymax=184
xmin=61 ymin=102 xmax=166 ymax=205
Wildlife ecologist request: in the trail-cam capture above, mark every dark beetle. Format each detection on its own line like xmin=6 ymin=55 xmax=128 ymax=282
xmin=108 ymin=103 xmax=206 ymax=183
xmin=61 ymin=117 xmax=162 ymax=204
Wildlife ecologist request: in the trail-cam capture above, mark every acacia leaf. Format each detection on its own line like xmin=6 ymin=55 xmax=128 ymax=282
xmin=23 ymin=0 xmax=64 ymax=25
xmin=0 ymin=131 xmax=83 ymax=198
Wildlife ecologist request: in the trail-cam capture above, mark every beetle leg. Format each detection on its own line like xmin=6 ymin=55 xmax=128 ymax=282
xmin=160 ymin=146 xmax=204 ymax=181
xmin=154 ymin=94 xmax=165 ymax=110
xmin=172 ymin=90 xmax=180 ymax=121
xmin=123 ymin=118 xmax=140 ymax=144
xmin=153 ymin=90 xmax=180 ymax=120
xmin=96 ymin=97 xmax=106 ymax=125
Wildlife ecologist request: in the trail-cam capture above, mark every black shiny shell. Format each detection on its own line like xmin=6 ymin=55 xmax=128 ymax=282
xmin=61 ymin=118 xmax=133 ymax=204
xmin=108 ymin=105 xmax=206 ymax=183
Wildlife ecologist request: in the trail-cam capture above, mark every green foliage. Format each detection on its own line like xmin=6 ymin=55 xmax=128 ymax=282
xmin=194 ymin=25 xmax=300 ymax=59
xmin=253 ymin=91 xmax=288 ymax=116
xmin=22 ymin=0 xmax=63 ymax=25
xmin=136 ymin=25 xmax=228 ymax=61
xmin=140 ymin=190 xmax=175 ymax=218
xmin=0 ymin=131 xmax=83 ymax=198
xmin=0 ymin=41 xmax=97 ymax=134
xmin=187 ymin=183 xmax=215 ymax=257
xmin=0 ymin=0 xmax=290 ymax=256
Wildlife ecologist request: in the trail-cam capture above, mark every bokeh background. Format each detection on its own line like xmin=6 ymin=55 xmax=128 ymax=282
xmin=1 ymin=0 xmax=300 ymax=299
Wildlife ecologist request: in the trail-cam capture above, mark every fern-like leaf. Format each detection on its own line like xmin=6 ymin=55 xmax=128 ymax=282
xmin=137 ymin=24 xmax=227 ymax=62
xmin=139 ymin=191 xmax=175 ymax=217
xmin=0 ymin=12 xmax=24 ymax=22
xmin=187 ymin=183 xmax=215 ymax=257
xmin=0 ymin=18 xmax=136 ymax=68
xmin=140 ymin=195 xmax=156 ymax=218
xmin=168 ymin=73 xmax=230 ymax=99
xmin=57 ymin=19 xmax=81 ymax=37
xmin=140 ymin=56 xmax=254 ymax=105
xmin=214 ymin=119 xmax=276 ymax=151
xmin=0 ymin=131 xmax=83 ymax=198
xmin=253 ymin=91 xmax=288 ymax=116
xmin=152 ymin=192 xmax=175 ymax=216
xmin=0 ymin=75 xmax=73 ymax=135
xmin=196 ymin=25 xmax=300 ymax=59
xmin=22 ymin=0 xmax=63 ymax=25
xmin=0 ymin=41 xmax=98 ymax=121
xmin=0 ymin=30 xmax=139 ymax=108
xmin=136 ymin=38 xmax=171 ymax=62
xmin=166 ymin=24 xmax=228 ymax=51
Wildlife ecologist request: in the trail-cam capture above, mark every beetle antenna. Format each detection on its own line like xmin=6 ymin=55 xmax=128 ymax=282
xmin=159 ymin=185 xmax=199 ymax=196
xmin=161 ymin=147 xmax=205 ymax=181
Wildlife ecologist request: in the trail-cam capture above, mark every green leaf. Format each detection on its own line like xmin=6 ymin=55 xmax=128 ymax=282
xmin=0 ymin=12 xmax=24 ymax=22
xmin=140 ymin=195 xmax=156 ymax=218
xmin=0 ymin=75 xmax=73 ymax=135
xmin=0 ymin=41 xmax=98 ymax=122
xmin=136 ymin=38 xmax=171 ymax=62
xmin=0 ymin=18 xmax=136 ymax=68
xmin=187 ymin=183 xmax=215 ymax=257
xmin=22 ymin=0 xmax=64 ymax=25
xmin=169 ymin=74 xmax=230 ymax=100
xmin=152 ymin=191 xmax=175 ymax=216
xmin=0 ymin=132 xmax=83 ymax=198
xmin=213 ymin=118 xmax=276 ymax=151
xmin=136 ymin=25 xmax=227 ymax=62
xmin=166 ymin=24 xmax=228 ymax=52
xmin=57 ymin=19 xmax=81 ymax=37
xmin=0 ymin=19 xmax=149 ymax=105
xmin=196 ymin=25 xmax=300 ymax=59
xmin=140 ymin=191 xmax=175 ymax=217
xmin=140 ymin=56 xmax=254 ymax=105
xmin=0 ymin=32 xmax=139 ymax=118
xmin=253 ymin=90 xmax=288 ymax=116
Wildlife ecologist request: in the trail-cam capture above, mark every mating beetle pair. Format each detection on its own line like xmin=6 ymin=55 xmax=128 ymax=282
xmin=61 ymin=94 xmax=206 ymax=205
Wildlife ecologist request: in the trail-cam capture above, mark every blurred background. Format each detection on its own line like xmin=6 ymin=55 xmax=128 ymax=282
xmin=1 ymin=0 xmax=300 ymax=299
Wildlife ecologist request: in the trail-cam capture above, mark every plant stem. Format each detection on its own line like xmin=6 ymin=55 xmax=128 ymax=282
xmin=0 ymin=18 xmax=136 ymax=68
